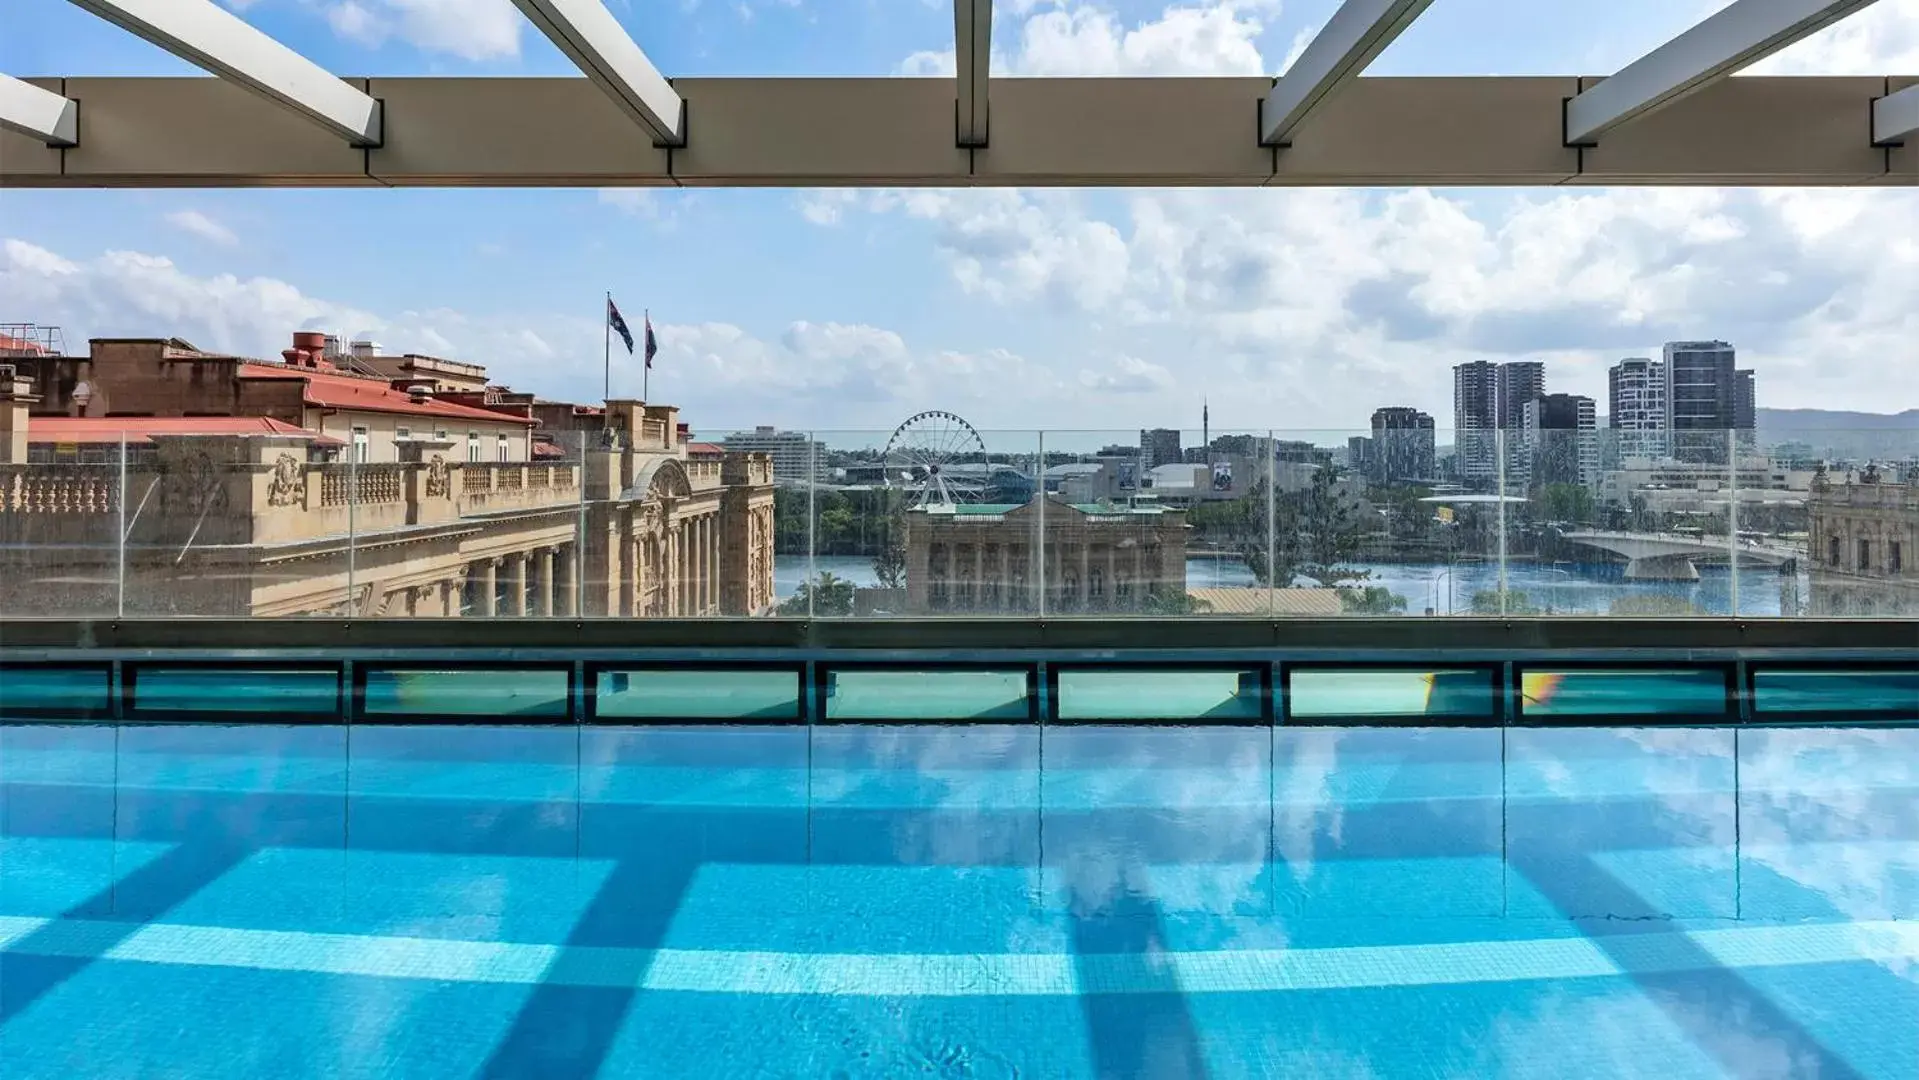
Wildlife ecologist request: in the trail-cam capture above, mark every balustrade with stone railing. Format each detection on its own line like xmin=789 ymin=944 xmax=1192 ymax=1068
xmin=0 ymin=466 xmax=120 ymax=515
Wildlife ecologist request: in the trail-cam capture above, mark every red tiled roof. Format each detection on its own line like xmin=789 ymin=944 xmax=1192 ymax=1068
xmin=239 ymin=363 xmax=536 ymax=426
xmin=28 ymin=416 xmax=343 ymax=445
xmin=531 ymin=441 xmax=569 ymax=459
xmin=0 ymin=334 xmax=50 ymax=355
xmin=686 ymin=442 xmax=724 ymax=455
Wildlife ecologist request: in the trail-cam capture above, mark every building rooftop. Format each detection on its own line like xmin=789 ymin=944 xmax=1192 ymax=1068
xmin=26 ymin=416 xmax=341 ymax=445
xmin=238 ymin=363 xmax=536 ymax=426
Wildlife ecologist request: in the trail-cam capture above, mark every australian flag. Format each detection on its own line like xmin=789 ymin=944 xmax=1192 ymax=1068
xmin=607 ymin=298 xmax=634 ymax=354
xmin=643 ymin=312 xmax=657 ymax=370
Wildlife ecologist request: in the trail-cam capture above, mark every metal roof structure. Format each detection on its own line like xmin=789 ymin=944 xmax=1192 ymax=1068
xmin=1 ymin=0 xmax=1914 ymax=188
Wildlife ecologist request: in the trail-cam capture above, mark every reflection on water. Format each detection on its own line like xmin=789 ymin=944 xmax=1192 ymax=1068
xmin=776 ymin=554 xmax=1796 ymax=614
xmin=4 ymin=721 xmax=1918 ymax=1078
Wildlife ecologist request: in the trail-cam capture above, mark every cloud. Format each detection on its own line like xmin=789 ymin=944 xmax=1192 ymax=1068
xmin=1080 ymin=355 xmax=1175 ymax=393
xmin=321 ymin=0 xmax=523 ymax=61
xmin=0 ymin=238 xmax=1095 ymax=430
xmin=163 ymin=210 xmax=239 ymax=248
xmin=820 ymin=0 xmax=1919 ymax=425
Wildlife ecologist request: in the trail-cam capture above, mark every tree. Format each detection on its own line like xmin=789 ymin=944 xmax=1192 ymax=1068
xmin=1538 ymin=483 xmax=1594 ymax=525
xmin=1339 ymin=586 xmax=1407 ymax=614
xmin=871 ymin=505 xmax=908 ymax=589
xmin=1469 ymin=588 xmax=1539 ymax=614
xmin=1273 ymin=465 xmax=1373 ymax=590
xmin=777 ymin=571 xmax=856 ymax=616
xmin=1139 ymin=588 xmax=1212 ymax=616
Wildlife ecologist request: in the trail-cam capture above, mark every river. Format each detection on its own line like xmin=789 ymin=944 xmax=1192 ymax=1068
xmin=774 ymin=554 xmax=1799 ymax=616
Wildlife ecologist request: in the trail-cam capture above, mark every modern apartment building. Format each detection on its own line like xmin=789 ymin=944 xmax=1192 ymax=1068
xmin=1521 ymin=393 xmax=1598 ymax=488
xmin=1454 ymin=361 xmax=1542 ymax=485
xmin=719 ymin=425 xmax=826 ymax=483
xmin=1608 ymin=357 xmax=1666 ymax=459
xmin=1368 ymin=407 xmax=1436 ymax=485
xmin=1662 ymin=341 xmax=1738 ymax=463
xmin=1139 ymin=427 xmax=1183 ymax=470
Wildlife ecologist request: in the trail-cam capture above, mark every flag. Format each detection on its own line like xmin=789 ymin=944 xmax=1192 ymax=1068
xmin=643 ymin=312 xmax=658 ymax=370
xmin=607 ymin=298 xmax=634 ymax=354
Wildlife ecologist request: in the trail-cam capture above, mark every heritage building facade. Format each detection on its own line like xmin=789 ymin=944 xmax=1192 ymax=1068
xmin=903 ymin=498 xmax=1188 ymax=614
xmin=1807 ymin=467 xmax=1919 ymax=616
xmin=0 ymin=332 xmax=774 ymax=618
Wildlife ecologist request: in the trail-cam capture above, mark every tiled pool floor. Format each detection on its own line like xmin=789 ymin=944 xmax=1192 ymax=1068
xmin=3 ymin=723 xmax=1917 ymax=1078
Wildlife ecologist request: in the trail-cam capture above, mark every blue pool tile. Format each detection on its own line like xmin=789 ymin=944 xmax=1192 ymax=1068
xmin=1507 ymin=728 xmax=1738 ymax=919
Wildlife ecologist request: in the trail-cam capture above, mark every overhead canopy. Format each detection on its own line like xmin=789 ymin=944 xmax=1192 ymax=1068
xmin=4 ymin=0 xmax=1912 ymax=187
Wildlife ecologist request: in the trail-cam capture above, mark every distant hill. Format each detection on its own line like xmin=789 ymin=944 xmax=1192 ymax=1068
xmin=1757 ymin=408 xmax=1919 ymax=459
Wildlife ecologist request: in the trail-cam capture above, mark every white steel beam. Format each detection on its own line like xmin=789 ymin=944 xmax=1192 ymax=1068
xmin=65 ymin=0 xmax=381 ymax=146
xmin=955 ymin=0 xmax=991 ymax=147
xmin=1259 ymin=0 xmax=1435 ymax=147
xmin=509 ymin=0 xmax=685 ymax=146
xmin=1875 ymin=84 xmax=1919 ymax=146
xmin=0 ymin=75 xmax=78 ymax=146
xmin=1565 ymin=0 xmax=1883 ymax=145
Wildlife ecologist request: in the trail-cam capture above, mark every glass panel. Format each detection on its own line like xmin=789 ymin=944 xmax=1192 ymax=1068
xmin=1518 ymin=669 xmax=1727 ymax=719
xmin=1274 ymin=728 xmax=1502 ymax=915
xmin=822 ymin=668 xmax=1029 ymax=723
xmin=809 ymin=725 xmax=1041 ymax=936
xmin=113 ymin=725 xmax=348 ymax=923
xmin=360 ymin=668 xmax=570 ymax=719
xmin=1055 ymin=669 xmax=1263 ymax=723
xmin=131 ymin=666 xmax=339 ymax=716
xmin=797 ymin=429 xmax=890 ymax=618
xmin=1287 ymin=668 xmax=1497 ymax=721
xmin=0 ymin=665 xmax=110 ymax=717
xmin=593 ymin=668 xmax=800 ymax=721
xmin=1047 ymin=429 xmax=1210 ymax=616
xmin=1040 ymin=726 xmax=1270 ymax=915
xmin=1507 ymin=728 xmax=1737 ymax=918
xmin=1807 ymin=437 xmax=1919 ymax=618
xmin=344 ymin=726 xmax=583 ymax=937
xmin=0 ymin=436 xmax=122 ymax=619
xmin=579 ymin=725 xmax=809 ymax=922
xmin=1751 ymin=669 xmax=1919 ymax=717
xmin=1739 ymin=728 xmax=1919 ymax=920
xmin=1264 ymin=428 xmax=1390 ymax=617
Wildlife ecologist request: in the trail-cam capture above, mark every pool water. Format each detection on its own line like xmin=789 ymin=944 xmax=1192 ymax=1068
xmin=3 ymin=721 xmax=1917 ymax=1078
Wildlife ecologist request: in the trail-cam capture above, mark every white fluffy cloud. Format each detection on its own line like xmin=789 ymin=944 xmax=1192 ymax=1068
xmin=848 ymin=0 xmax=1919 ymax=425
xmin=321 ymin=0 xmax=523 ymax=61
xmin=163 ymin=210 xmax=240 ymax=248
xmin=0 ymin=238 xmax=1083 ymax=431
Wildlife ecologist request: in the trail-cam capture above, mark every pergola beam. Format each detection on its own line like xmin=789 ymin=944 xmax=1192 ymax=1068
xmin=1875 ymin=84 xmax=1919 ymax=146
xmin=64 ymin=0 xmax=381 ymax=146
xmin=955 ymin=0 xmax=992 ymax=147
xmin=508 ymin=0 xmax=685 ymax=147
xmin=1259 ymin=0 xmax=1434 ymax=147
xmin=0 ymin=75 xmax=78 ymax=147
xmin=1565 ymin=0 xmax=1883 ymax=146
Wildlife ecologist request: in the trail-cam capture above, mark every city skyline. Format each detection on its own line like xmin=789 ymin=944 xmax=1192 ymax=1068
xmin=3 ymin=0 xmax=1918 ymax=431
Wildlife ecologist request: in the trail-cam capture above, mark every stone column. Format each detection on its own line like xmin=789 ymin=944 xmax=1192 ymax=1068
xmin=536 ymin=547 xmax=555 ymax=617
xmin=557 ymin=544 xmax=577 ymax=616
xmin=1079 ymin=543 xmax=1091 ymax=607
xmin=999 ymin=542 xmax=1010 ymax=612
xmin=478 ymin=559 xmax=498 ymax=617
xmin=1106 ymin=546 xmax=1118 ymax=612
xmin=1133 ymin=544 xmax=1144 ymax=604
xmin=663 ymin=521 xmax=677 ymax=616
xmin=973 ymin=543 xmax=985 ymax=610
xmin=507 ymin=552 xmax=528 ymax=616
xmin=439 ymin=579 xmax=458 ymax=617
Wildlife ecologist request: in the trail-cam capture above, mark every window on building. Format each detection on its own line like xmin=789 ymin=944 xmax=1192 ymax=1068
xmin=352 ymin=426 xmax=369 ymax=463
xmin=496 ymin=435 xmax=510 ymax=462
xmin=1858 ymin=539 xmax=1871 ymax=571
xmin=467 ymin=433 xmax=481 ymax=462
xmin=1829 ymin=536 xmax=1842 ymax=566
xmin=1892 ymin=542 xmax=1904 ymax=574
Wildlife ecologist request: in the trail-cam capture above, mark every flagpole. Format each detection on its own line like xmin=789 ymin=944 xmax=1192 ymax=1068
xmin=602 ymin=291 xmax=612 ymax=405
xmin=642 ymin=309 xmax=651 ymax=402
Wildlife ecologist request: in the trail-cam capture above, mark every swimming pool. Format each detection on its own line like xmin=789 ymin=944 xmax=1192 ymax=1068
xmin=5 ymin=714 xmax=1919 ymax=1078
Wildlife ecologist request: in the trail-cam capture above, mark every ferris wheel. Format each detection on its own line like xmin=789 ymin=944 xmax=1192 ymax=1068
xmin=882 ymin=410 xmax=988 ymax=506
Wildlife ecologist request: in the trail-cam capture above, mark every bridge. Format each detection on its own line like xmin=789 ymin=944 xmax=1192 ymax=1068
xmin=1561 ymin=531 xmax=1805 ymax=581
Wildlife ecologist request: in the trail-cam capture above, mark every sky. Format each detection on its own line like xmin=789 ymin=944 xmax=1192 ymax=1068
xmin=2 ymin=0 xmax=1916 ymax=439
